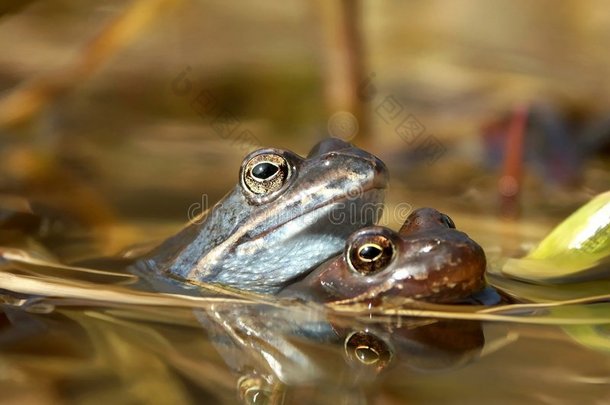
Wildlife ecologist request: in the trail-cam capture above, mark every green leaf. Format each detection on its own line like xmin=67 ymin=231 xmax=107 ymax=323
xmin=502 ymin=191 xmax=610 ymax=283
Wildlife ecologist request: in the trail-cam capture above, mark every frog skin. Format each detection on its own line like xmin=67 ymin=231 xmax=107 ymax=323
xmin=279 ymin=208 xmax=486 ymax=303
xmin=134 ymin=138 xmax=389 ymax=294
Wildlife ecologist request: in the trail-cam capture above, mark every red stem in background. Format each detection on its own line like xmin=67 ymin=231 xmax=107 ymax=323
xmin=499 ymin=105 xmax=529 ymax=219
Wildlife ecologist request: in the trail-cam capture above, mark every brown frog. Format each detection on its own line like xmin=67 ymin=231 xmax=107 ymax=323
xmin=280 ymin=208 xmax=486 ymax=303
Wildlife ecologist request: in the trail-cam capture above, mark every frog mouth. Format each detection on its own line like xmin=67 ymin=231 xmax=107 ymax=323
xmin=251 ymin=184 xmax=387 ymax=240
xmin=308 ymin=185 xmax=387 ymax=226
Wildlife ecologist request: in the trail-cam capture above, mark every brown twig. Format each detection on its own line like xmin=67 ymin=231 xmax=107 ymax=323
xmin=0 ymin=0 xmax=182 ymax=129
xmin=316 ymin=0 xmax=369 ymax=141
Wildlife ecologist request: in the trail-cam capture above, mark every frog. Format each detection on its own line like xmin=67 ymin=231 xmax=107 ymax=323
xmin=279 ymin=207 xmax=487 ymax=303
xmin=133 ymin=138 xmax=389 ymax=294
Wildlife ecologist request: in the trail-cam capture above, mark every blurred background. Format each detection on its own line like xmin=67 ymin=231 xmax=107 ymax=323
xmin=1 ymin=0 xmax=609 ymax=257
xmin=1 ymin=2 xmax=610 ymax=404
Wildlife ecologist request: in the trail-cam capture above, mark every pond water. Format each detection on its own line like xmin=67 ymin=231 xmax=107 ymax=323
xmin=2 ymin=296 xmax=609 ymax=404
xmin=1 ymin=181 xmax=609 ymax=405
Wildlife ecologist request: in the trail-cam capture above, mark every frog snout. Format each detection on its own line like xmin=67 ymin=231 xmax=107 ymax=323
xmin=371 ymin=155 xmax=390 ymax=189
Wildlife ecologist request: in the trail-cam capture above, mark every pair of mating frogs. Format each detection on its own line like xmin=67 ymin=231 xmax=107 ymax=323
xmin=134 ymin=138 xmax=487 ymax=304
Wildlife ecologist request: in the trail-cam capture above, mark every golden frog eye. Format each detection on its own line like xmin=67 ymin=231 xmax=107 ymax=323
xmin=344 ymin=331 xmax=393 ymax=372
xmin=357 ymin=243 xmax=384 ymax=262
xmin=242 ymin=153 xmax=290 ymax=195
xmin=237 ymin=375 xmax=275 ymax=405
xmin=347 ymin=232 xmax=395 ymax=275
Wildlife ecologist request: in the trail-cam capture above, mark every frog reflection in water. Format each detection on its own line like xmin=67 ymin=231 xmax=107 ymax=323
xmin=281 ymin=207 xmax=487 ymax=303
xmin=134 ymin=138 xmax=389 ymax=294
xmin=197 ymin=206 xmax=489 ymax=399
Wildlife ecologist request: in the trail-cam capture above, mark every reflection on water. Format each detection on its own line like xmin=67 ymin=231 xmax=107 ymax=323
xmin=1 ymin=238 xmax=610 ymax=404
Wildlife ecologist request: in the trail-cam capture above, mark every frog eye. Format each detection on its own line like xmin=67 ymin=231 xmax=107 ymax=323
xmin=251 ymin=162 xmax=279 ymax=180
xmin=358 ymin=244 xmax=384 ymax=262
xmin=237 ymin=375 xmax=273 ymax=405
xmin=242 ymin=153 xmax=291 ymax=195
xmin=347 ymin=231 xmax=395 ymax=275
xmin=344 ymin=331 xmax=393 ymax=372
xmin=440 ymin=214 xmax=456 ymax=229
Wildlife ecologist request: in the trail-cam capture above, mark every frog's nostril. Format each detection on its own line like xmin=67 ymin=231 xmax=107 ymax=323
xmin=372 ymin=157 xmax=390 ymax=188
